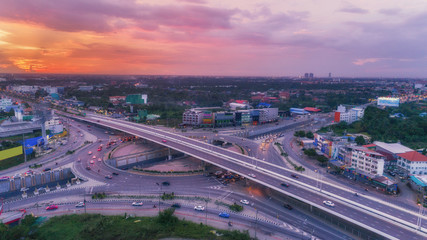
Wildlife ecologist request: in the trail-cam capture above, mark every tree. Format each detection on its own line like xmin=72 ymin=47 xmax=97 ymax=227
xmin=316 ymin=155 xmax=329 ymax=166
xmin=294 ymin=130 xmax=306 ymax=137
xmin=355 ymin=136 xmax=366 ymax=145
xmin=304 ymin=148 xmax=317 ymax=157
xmin=305 ymin=131 xmax=314 ymax=139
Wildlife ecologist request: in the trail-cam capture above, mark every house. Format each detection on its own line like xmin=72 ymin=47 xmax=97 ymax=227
xmin=397 ymin=151 xmax=427 ymax=175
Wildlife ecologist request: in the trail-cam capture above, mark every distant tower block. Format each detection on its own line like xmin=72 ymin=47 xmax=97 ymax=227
xmin=329 ymin=72 xmax=332 ymax=78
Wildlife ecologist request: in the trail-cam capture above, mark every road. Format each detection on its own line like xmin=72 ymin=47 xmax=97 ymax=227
xmin=60 ymin=111 xmax=427 ymax=239
xmin=1 ymin=119 xmax=353 ymax=240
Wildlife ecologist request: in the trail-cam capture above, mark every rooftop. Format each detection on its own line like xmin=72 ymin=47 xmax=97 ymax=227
xmin=373 ymin=141 xmax=413 ymax=154
xmin=397 ymin=151 xmax=427 ymax=162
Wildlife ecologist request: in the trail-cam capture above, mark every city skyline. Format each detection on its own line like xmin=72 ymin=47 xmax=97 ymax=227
xmin=0 ymin=0 xmax=427 ymax=77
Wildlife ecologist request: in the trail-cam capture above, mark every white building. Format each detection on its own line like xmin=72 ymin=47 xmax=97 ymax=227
xmin=350 ymin=147 xmax=385 ymax=176
xmin=397 ymin=151 xmax=427 ymax=175
xmin=45 ymin=117 xmax=64 ymax=134
xmin=182 ymin=109 xmax=203 ymax=126
xmin=78 ymin=86 xmax=94 ymax=91
xmin=373 ymin=141 xmax=413 ymax=170
xmin=0 ymin=98 xmax=12 ymax=111
xmin=9 ymin=85 xmax=39 ymax=93
xmin=334 ymin=105 xmax=365 ymax=123
xmin=229 ymin=102 xmax=249 ymax=110
xmin=259 ymin=108 xmax=278 ymax=123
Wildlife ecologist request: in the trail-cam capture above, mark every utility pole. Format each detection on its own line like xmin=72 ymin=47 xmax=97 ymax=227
xmin=256 ymin=209 xmax=259 ymax=237
xmin=156 ymin=183 xmax=161 ymax=214
xmin=84 ymin=191 xmax=87 ymax=214
xmin=22 ymin=134 xmax=27 ymax=162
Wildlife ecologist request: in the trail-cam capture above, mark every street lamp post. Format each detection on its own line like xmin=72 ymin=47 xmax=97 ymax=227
xmin=156 ymin=183 xmax=162 ymax=214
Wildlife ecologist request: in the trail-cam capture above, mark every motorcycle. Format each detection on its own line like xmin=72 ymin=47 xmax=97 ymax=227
xmin=153 ymin=205 xmax=157 ymax=208
xmin=228 ymin=221 xmax=233 ymax=226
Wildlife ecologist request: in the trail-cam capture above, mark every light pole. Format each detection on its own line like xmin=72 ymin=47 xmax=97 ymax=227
xmin=254 ymin=208 xmax=258 ymax=238
xmin=156 ymin=182 xmax=161 ymax=214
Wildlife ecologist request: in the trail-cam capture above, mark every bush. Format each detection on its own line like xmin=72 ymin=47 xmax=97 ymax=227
xmin=92 ymin=192 xmax=106 ymax=199
xmin=229 ymin=203 xmax=243 ymax=212
xmin=161 ymin=192 xmax=175 ymax=200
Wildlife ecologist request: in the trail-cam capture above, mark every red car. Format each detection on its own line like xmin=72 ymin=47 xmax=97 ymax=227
xmin=162 ymin=140 xmax=167 ymax=143
xmin=46 ymin=205 xmax=58 ymax=210
xmin=97 ymin=148 xmax=102 ymax=151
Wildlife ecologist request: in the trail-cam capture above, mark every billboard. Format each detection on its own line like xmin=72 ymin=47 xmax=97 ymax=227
xmin=0 ymin=146 xmax=23 ymax=161
xmin=377 ymin=97 xmax=400 ymax=107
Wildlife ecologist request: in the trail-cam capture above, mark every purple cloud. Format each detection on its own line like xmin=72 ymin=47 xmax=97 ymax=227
xmin=339 ymin=7 xmax=369 ymax=14
xmin=378 ymin=8 xmax=401 ymax=15
xmin=0 ymin=0 xmax=236 ymax=33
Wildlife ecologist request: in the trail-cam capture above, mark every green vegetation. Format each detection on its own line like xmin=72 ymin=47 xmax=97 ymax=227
xmin=0 ymin=141 xmax=21 ymax=151
xmin=92 ymin=192 xmax=107 ymax=199
xmin=294 ymin=130 xmax=313 ymax=139
xmin=0 ymin=152 xmax=35 ymax=171
xmin=304 ymin=148 xmax=328 ymax=166
xmin=275 ymin=142 xmax=305 ymax=172
xmin=161 ymin=192 xmax=175 ymax=200
xmin=229 ymin=203 xmax=244 ymax=212
xmin=65 ymin=150 xmax=75 ymax=155
xmin=355 ymin=136 xmax=366 ymax=145
xmin=0 ymin=212 xmax=253 ymax=240
xmin=319 ymin=105 xmax=427 ymax=149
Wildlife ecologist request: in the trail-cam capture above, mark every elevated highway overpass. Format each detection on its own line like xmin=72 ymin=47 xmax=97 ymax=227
xmin=63 ymin=112 xmax=427 ymax=240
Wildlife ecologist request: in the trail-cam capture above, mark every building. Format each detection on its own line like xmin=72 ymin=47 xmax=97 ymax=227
xmin=8 ymin=85 xmax=39 ymax=93
xmin=314 ymin=133 xmax=333 ymax=158
xmin=201 ymin=111 xmax=214 ymax=127
xmin=334 ymin=105 xmax=365 ymax=123
xmin=78 ymin=86 xmax=94 ymax=92
xmin=372 ymin=141 xmax=413 ymax=170
xmin=126 ymin=94 xmax=147 ymax=105
xmin=304 ymin=107 xmax=321 ymax=113
xmin=229 ymin=102 xmax=249 ymax=110
xmin=377 ymin=97 xmax=400 ymax=107
xmin=238 ymin=110 xmax=252 ymax=125
xmin=0 ymin=98 xmax=12 ymax=111
xmin=109 ymin=96 xmax=126 ymax=105
xmin=182 ymin=109 xmax=203 ymax=126
xmin=259 ymin=108 xmax=278 ymax=123
xmin=290 ymin=108 xmax=309 ymax=115
xmin=214 ymin=112 xmax=234 ymax=127
xmin=279 ymin=91 xmax=290 ymax=100
xmin=45 ymin=117 xmax=64 ymax=134
xmin=397 ymin=151 xmax=427 ymax=175
xmin=350 ymin=147 xmax=385 ymax=176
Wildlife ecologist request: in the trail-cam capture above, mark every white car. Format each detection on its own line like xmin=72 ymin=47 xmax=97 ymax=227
xmin=98 ymin=158 xmax=102 ymax=162
xmin=194 ymin=205 xmax=205 ymax=211
xmin=132 ymin=202 xmax=143 ymax=206
xmin=88 ymin=151 xmax=92 ymax=155
xmin=248 ymin=173 xmax=256 ymax=178
xmin=240 ymin=199 xmax=249 ymax=205
xmin=323 ymin=200 xmax=335 ymax=207
xmin=76 ymin=202 xmax=85 ymax=208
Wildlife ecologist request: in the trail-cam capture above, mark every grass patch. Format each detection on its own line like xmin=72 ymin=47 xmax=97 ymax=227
xmin=0 ymin=212 xmax=253 ymax=240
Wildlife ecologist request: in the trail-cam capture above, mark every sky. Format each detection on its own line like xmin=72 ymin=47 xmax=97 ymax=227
xmin=0 ymin=0 xmax=427 ymax=77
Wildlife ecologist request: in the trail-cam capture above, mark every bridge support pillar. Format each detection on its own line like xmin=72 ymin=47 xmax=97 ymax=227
xmin=168 ymin=148 xmax=172 ymax=160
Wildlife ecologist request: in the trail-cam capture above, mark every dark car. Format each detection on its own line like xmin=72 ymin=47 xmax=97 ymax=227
xmin=291 ymin=174 xmax=299 ymax=179
xmin=284 ymin=204 xmax=293 ymax=210
xmin=171 ymin=203 xmax=181 ymax=208
xmin=162 ymin=181 xmax=170 ymax=186
xmin=86 ymin=166 xmax=91 ymax=170
xmin=43 ymin=168 xmax=51 ymax=172
xmin=112 ymin=172 xmax=119 ymax=176
xmin=281 ymin=183 xmax=289 ymax=188
xmin=105 ymin=175 xmax=112 ymax=179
